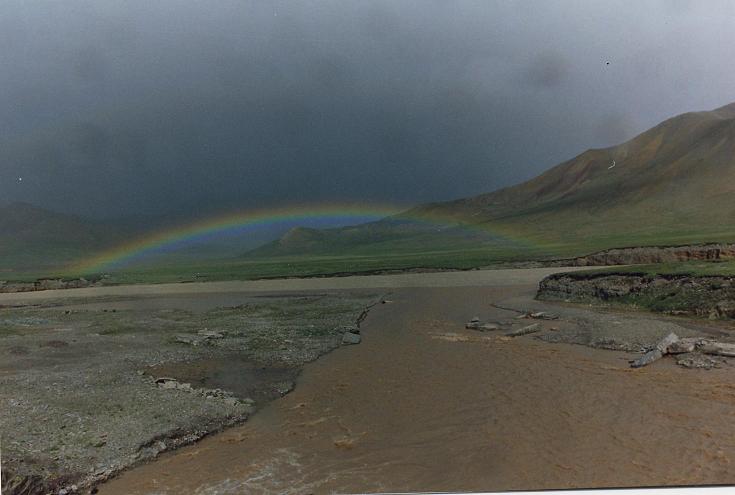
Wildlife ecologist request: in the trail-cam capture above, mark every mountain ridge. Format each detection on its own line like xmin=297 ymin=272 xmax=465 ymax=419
xmin=251 ymin=101 xmax=735 ymax=259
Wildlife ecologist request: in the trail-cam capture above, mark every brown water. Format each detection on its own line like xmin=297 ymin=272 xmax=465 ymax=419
xmin=100 ymin=284 xmax=735 ymax=494
xmin=148 ymin=357 xmax=299 ymax=405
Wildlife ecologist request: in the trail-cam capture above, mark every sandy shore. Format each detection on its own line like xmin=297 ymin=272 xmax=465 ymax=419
xmin=97 ymin=276 xmax=735 ymax=493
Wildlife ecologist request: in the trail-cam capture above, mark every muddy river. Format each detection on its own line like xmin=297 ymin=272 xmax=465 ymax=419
xmin=81 ymin=271 xmax=735 ymax=494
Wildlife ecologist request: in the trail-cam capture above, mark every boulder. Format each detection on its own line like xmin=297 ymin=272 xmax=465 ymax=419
xmin=714 ymin=300 xmax=735 ymax=318
xmin=655 ymin=332 xmax=680 ymax=353
xmin=505 ymin=323 xmax=540 ymax=337
xmin=342 ymin=332 xmax=361 ymax=345
xmin=274 ymin=380 xmax=295 ymax=396
xmin=698 ymin=341 xmax=735 ymax=357
xmin=630 ymin=349 xmax=663 ymax=368
xmin=667 ymin=338 xmax=697 ymax=354
xmin=155 ymin=377 xmax=179 ymax=389
xmin=466 ymin=320 xmax=500 ymax=331
xmin=630 ymin=333 xmax=680 ymax=368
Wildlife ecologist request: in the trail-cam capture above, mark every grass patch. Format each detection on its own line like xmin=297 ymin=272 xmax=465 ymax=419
xmin=575 ymin=260 xmax=735 ymax=278
xmin=24 ymin=247 xmax=550 ymax=286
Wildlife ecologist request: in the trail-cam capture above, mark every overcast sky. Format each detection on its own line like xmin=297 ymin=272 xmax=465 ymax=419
xmin=3 ymin=0 xmax=735 ymax=218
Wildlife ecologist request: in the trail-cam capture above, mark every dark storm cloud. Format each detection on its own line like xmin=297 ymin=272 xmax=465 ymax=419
xmin=71 ymin=46 xmax=110 ymax=83
xmin=2 ymin=0 xmax=735 ymax=218
xmin=524 ymin=51 xmax=569 ymax=89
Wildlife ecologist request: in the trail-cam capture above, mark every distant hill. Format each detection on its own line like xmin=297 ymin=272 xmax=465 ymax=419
xmin=251 ymin=102 xmax=735 ymax=261
xmin=0 ymin=203 xmax=221 ymax=274
xmin=0 ymin=202 xmax=129 ymax=272
xmin=0 ymin=202 xmax=325 ymax=276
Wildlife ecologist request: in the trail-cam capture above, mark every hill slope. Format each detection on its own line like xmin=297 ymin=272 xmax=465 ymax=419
xmin=0 ymin=203 xmax=285 ymax=276
xmin=252 ymin=102 xmax=735 ymax=261
xmin=0 ymin=202 xmax=130 ymax=273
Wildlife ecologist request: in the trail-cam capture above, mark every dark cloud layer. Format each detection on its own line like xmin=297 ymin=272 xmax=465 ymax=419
xmin=2 ymin=0 xmax=735 ymax=218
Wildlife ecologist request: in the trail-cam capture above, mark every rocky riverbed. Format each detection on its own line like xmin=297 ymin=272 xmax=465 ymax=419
xmin=534 ymin=270 xmax=735 ymax=369
xmin=0 ymin=291 xmax=380 ymax=495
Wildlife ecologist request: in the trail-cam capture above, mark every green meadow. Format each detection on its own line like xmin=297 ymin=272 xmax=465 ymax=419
xmin=63 ymin=247 xmax=548 ymax=285
xmin=7 ymin=223 xmax=735 ymax=287
xmin=6 ymin=198 xmax=735 ymax=286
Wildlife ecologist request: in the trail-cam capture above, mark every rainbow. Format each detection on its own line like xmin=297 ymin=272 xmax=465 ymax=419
xmin=68 ymin=202 xmax=526 ymax=274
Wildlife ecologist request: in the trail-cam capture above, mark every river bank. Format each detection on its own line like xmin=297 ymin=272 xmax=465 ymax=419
xmin=0 ymin=290 xmax=380 ymax=494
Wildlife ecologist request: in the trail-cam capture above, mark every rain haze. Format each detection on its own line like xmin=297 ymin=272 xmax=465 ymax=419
xmin=3 ymin=0 xmax=735 ymax=218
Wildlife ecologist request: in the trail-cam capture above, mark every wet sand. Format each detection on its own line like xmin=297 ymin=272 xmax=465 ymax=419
xmin=99 ymin=281 xmax=735 ymax=494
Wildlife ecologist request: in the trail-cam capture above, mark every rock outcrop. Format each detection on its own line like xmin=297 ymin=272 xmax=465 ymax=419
xmin=538 ymin=272 xmax=735 ymax=319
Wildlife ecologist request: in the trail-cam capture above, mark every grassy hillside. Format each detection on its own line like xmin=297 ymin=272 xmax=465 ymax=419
xmin=0 ymin=202 xmax=130 ymax=274
xmin=250 ymin=102 xmax=735 ymax=261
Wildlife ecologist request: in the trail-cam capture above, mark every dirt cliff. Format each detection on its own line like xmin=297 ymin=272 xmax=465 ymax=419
xmin=538 ymin=271 xmax=735 ymax=319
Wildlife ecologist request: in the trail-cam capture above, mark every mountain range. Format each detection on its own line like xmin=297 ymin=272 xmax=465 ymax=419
xmin=5 ymin=102 xmax=735 ymax=275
